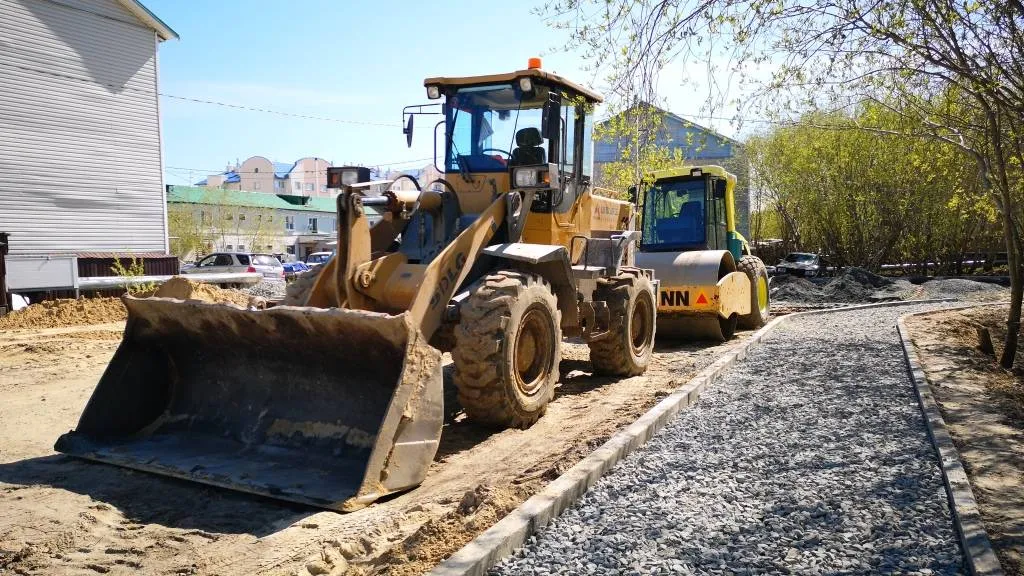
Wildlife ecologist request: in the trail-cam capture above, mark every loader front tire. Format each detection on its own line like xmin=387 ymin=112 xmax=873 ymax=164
xmin=737 ymin=255 xmax=770 ymax=329
xmin=453 ymin=271 xmax=561 ymax=429
xmin=588 ymin=274 xmax=656 ymax=376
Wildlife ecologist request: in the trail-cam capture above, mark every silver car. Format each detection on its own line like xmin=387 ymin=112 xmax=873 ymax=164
xmin=182 ymin=252 xmax=284 ymax=280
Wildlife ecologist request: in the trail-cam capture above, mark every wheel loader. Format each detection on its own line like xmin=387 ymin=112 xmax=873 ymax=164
xmin=55 ymin=61 xmax=657 ymax=512
xmin=633 ymin=165 xmax=770 ymax=341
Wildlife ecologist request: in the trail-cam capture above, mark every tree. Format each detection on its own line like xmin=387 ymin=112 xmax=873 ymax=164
xmin=167 ymin=203 xmax=207 ymax=260
xmin=542 ymin=0 xmax=1024 ymax=368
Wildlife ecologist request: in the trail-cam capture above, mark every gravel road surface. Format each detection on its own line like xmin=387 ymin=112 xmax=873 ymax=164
xmin=493 ymin=303 xmax=964 ymax=576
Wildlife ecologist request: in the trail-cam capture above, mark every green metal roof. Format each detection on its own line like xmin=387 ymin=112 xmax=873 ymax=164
xmin=167 ymin=186 xmax=339 ymax=214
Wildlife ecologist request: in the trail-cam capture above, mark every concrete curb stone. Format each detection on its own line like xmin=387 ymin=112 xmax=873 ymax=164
xmin=897 ymin=305 xmax=1007 ymax=576
xmin=427 ymin=298 xmax=957 ymax=576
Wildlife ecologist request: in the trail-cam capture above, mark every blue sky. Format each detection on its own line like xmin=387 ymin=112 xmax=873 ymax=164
xmin=146 ymin=0 xmax=746 ymax=187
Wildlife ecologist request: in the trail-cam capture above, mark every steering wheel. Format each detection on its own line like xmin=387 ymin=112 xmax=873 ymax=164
xmin=481 ymin=147 xmax=512 ymax=158
xmin=481 ymin=148 xmax=511 ymax=166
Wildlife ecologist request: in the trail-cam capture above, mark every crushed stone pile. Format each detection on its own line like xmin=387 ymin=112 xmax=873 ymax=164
xmin=242 ymin=280 xmax=287 ymax=300
xmin=0 ymin=297 xmax=127 ymax=330
xmin=771 ymin=266 xmax=1005 ymax=305
xmin=769 ymin=275 xmax=829 ymax=304
xmin=145 ymin=277 xmax=254 ymax=307
xmin=920 ymin=278 xmax=1006 ymax=300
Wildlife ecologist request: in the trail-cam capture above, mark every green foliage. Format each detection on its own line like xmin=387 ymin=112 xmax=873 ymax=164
xmin=540 ymin=0 xmax=1024 ymax=366
xmin=111 ymin=256 xmax=156 ymax=295
xmin=747 ymin=104 xmax=1000 ymax=271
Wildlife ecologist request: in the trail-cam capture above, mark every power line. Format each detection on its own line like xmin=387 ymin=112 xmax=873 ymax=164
xmin=159 ymin=93 xmax=402 ymax=127
xmin=0 ymin=60 xmax=401 ymax=128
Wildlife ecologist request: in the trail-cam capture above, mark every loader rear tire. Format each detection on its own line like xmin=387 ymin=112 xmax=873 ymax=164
xmin=453 ymin=271 xmax=561 ymax=429
xmin=588 ymin=274 xmax=656 ymax=376
xmin=737 ymin=255 xmax=770 ymax=329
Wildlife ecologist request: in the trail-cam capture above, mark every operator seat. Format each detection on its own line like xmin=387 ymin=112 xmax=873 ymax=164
xmin=676 ymin=200 xmax=705 ymax=244
xmin=654 ymin=200 xmax=704 ymax=244
xmin=510 ymin=127 xmax=546 ymax=166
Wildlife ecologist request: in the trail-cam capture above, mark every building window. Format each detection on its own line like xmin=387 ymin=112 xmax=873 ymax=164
xmin=237 ymin=245 xmax=246 ymax=252
xmin=294 ymin=181 xmax=300 ymax=191
xmin=285 ymin=215 xmax=294 ymax=231
xmin=254 ymin=181 xmax=261 ymax=190
xmin=239 ymin=213 xmax=246 ymax=221
xmin=200 ymin=210 xmax=210 ymax=224
xmin=225 ymin=244 xmax=233 ymax=250
xmin=274 ymin=180 xmax=283 ymax=190
xmin=268 ymin=215 xmax=274 ymax=222
xmin=226 ymin=213 xmax=234 ymax=221
xmin=309 ymin=218 xmax=318 ymax=233
xmin=320 ymin=184 xmax=327 ymax=192
xmin=305 ymin=183 xmax=314 ymax=192
xmin=254 ymin=167 xmax=259 ymax=173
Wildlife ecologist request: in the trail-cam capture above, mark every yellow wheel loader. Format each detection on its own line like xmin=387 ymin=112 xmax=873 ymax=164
xmin=634 ymin=165 xmax=770 ymax=341
xmin=55 ymin=61 xmax=657 ymax=511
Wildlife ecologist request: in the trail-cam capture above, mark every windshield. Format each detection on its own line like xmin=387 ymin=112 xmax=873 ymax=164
xmin=446 ymin=84 xmax=550 ymax=173
xmin=307 ymin=253 xmax=331 ymax=264
xmin=785 ymin=253 xmax=816 ymax=263
xmin=641 ymin=178 xmax=707 ymax=250
xmin=252 ymin=254 xmax=280 ymax=266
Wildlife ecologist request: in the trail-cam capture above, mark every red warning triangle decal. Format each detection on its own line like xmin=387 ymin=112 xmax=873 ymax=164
xmin=696 ymin=292 xmax=708 ymax=305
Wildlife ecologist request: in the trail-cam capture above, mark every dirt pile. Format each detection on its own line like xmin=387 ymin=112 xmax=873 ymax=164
xmin=0 ymin=297 xmax=127 ymax=330
xmin=148 ymin=277 xmax=253 ymax=307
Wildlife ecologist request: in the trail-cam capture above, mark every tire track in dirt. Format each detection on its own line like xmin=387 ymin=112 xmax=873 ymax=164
xmin=0 ymin=323 xmax=748 ymax=575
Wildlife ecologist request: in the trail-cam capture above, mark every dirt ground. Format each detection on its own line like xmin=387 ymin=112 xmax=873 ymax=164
xmin=907 ymin=306 xmax=1024 ymax=575
xmin=0 ymin=307 xmax=748 ymax=576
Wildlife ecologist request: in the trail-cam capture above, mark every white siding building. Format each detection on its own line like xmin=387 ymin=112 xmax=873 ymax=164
xmin=0 ymin=0 xmax=177 ymax=269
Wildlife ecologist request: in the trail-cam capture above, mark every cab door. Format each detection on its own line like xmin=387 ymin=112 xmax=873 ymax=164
xmin=705 ymin=177 xmax=728 ymax=250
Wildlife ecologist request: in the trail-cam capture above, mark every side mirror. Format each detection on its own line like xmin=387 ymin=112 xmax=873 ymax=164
xmin=713 ymin=178 xmax=727 ymax=199
xmin=541 ymin=91 xmax=562 ymax=142
xmin=404 ymin=114 xmax=414 ymax=148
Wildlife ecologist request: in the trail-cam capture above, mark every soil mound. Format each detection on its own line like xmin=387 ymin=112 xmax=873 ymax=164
xmin=149 ymin=277 xmax=253 ymax=307
xmin=0 ymin=297 xmax=127 ymax=330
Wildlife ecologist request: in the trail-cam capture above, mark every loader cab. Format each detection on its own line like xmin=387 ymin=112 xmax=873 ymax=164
xmin=639 ymin=166 xmax=744 ymax=261
xmin=418 ymin=61 xmax=602 ymax=215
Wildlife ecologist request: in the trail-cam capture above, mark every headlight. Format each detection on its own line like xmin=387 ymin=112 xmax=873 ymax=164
xmin=426 ymin=85 xmax=441 ymax=99
xmin=513 ymin=166 xmax=550 ymax=188
xmin=518 ymin=77 xmax=533 ymax=93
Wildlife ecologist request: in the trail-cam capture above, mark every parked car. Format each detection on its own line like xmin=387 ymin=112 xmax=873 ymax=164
xmin=181 ymin=252 xmax=284 ymax=280
xmin=305 ymin=251 xmax=333 ymax=268
xmin=775 ymin=252 xmax=826 ymax=277
xmin=281 ymin=260 xmax=311 ymax=281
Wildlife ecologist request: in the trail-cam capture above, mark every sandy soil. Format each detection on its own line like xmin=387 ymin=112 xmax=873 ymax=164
xmin=907 ymin=306 xmax=1024 ymax=575
xmin=0 ymin=315 xmax=747 ymax=575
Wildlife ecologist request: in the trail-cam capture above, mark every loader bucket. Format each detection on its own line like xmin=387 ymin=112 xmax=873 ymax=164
xmin=55 ymin=296 xmax=443 ymax=512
